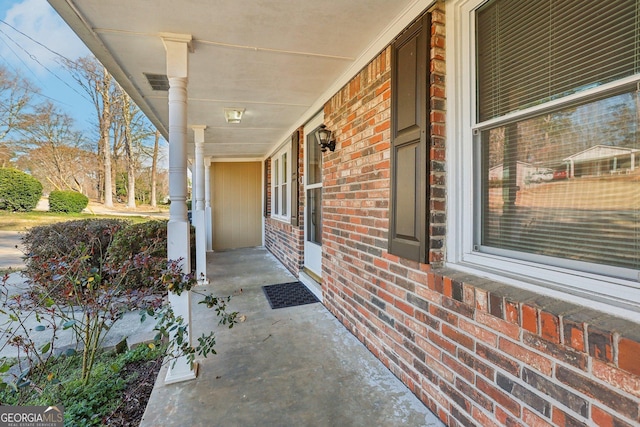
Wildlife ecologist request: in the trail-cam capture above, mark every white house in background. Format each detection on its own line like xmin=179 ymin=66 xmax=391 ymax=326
xmin=488 ymin=161 xmax=548 ymax=187
xmin=563 ymin=144 xmax=638 ymax=177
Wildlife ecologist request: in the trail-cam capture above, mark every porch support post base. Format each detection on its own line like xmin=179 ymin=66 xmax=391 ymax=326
xmin=165 ymin=361 xmax=199 ymax=385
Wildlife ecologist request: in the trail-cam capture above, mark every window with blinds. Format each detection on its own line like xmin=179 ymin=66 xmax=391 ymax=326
xmin=476 ymin=0 xmax=640 ymax=278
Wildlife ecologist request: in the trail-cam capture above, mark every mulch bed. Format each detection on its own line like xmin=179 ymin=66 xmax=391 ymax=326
xmin=103 ymin=355 xmax=163 ymax=426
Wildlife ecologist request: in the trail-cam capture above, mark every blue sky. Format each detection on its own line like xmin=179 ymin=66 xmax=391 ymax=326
xmin=0 ymin=0 xmax=168 ymax=165
xmin=0 ymin=0 xmax=100 ymax=134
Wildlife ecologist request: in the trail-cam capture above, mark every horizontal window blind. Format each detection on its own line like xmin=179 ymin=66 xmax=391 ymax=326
xmin=481 ymin=91 xmax=640 ymax=273
xmin=477 ymin=0 xmax=640 ymax=122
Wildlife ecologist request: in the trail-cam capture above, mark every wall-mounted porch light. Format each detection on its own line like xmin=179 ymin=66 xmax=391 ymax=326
xmin=314 ymin=124 xmax=336 ymax=152
xmin=224 ymin=108 xmax=245 ymax=124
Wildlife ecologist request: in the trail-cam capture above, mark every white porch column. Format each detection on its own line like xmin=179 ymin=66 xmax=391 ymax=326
xmin=162 ymin=33 xmax=197 ymax=384
xmin=192 ymin=125 xmax=209 ymax=284
xmin=204 ymin=156 xmax=213 ymax=251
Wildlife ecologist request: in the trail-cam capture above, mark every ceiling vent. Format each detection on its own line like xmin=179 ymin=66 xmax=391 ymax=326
xmin=144 ymin=73 xmax=169 ymax=91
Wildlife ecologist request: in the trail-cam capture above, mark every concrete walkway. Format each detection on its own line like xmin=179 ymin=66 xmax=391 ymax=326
xmin=140 ymin=248 xmax=444 ymax=427
xmin=0 ymin=231 xmax=25 ymax=271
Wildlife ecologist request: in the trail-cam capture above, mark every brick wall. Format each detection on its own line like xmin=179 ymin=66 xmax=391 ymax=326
xmin=318 ymin=3 xmax=640 ymax=427
xmin=264 ymin=128 xmax=305 ymax=277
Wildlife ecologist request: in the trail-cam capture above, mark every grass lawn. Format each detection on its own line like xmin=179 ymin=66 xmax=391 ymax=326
xmin=0 ymin=210 xmax=158 ymax=232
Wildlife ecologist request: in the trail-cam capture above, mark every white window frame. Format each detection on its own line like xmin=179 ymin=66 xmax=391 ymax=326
xmin=271 ymin=143 xmax=290 ymax=222
xmin=446 ymin=0 xmax=640 ymax=321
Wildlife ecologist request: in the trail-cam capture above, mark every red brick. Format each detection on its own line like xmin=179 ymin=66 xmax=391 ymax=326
xmin=495 ymin=406 xmax=525 ymax=427
xmin=489 ymin=293 xmax=504 ymax=319
xmin=373 ymin=257 xmax=389 ymax=270
xmin=477 ymin=343 xmax=520 ymax=376
xmin=476 ymin=311 xmax=520 ymax=340
xmin=430 ymin=304 xmax=458 ymax=326
xmin=505 ymin=300 xmax=519 ymax=324
xmin=563 ymin=319 xmax=585 ymax=352
xmin=523 ymin=332 xmax=587 ymax=371
xmin=459 ymin=318 xmax=498 ymax=347
xmin=476 ymin=288 xmax=489 ymax=312
xmin=429 ymin=272 xmax=444 ymax=293
xmin=539 ymin=311 xmax=560 ymax=343
xmin=591 ymin=405 xmax=635 ymax=427
xmin=552 ymin=407 xmax=587 ymax=427
xmin=463 ymin=284 xmax=475 ymax=307
xmin=458 ymin=349 xmax=495 ymax=380
xmin=556 ymin=366 xmax=638 ymax=420
xmin=471 ymin=407 xmax=501 ymax=427
xmin=442 ymin=324 xmax=474 ymax=351
xmin=592 ymin=359 xmax=640 ymax=399
xmin=588 ymin=326 xmax=614 ymax=363
xmin=523 ymin=408 xmax=554 ymax=427
xmin=427 ymin=329 xmax=457 ymax=356
xmin=395 ymin=298 xmax=414 ymax=316
xmin=477 ymin=376 xmax=521 ymax=416
xmin=442 ymin=277 xmax=452 ymax=298
xmin=617 ymin=337 xmax=640 ymax=377
xmin=498 ymin=338 xmax=553 ymax=375
xmin=521 ymin=304 xmax=538 ymax=334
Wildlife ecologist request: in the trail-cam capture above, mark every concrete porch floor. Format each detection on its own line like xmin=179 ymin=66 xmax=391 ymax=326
xmin=140 ymin=247 xmax=444 ymax=427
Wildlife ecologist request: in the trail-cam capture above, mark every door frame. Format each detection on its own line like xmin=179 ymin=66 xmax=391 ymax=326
xmin=300 ymin=113 xmax=324 ymax=299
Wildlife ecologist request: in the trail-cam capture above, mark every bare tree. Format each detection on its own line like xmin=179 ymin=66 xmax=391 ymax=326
xmin=14 ymin=102 xmax=92 ymax=193
xmin=0 ymin=65 xmax=37 ymax=166
xmin=112 ymin=88 xmax=155 ymax=208
xmin=0 ymin=66 xmax=35 ymax=143
xmin=64 ymin=56 xmax=117 ymax=207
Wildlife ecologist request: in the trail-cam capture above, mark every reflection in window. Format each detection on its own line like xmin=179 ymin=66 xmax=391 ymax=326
xmin=308 ymin=187 xmax=322 ymax=245
xmin=308 ymin=129 xmax=322 ymax=185
xmin=480 ymin=91 xmax=640 ymax=272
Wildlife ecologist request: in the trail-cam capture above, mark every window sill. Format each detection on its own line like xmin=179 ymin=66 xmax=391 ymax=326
xmin=446 ymin=253 xmax=640 ymax=323
xmin=269 ymin=216 xmax=291 ymax=224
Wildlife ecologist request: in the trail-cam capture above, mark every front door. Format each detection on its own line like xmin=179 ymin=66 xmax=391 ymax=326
xmin=211 ymin=161 xmax=262 ymax=250
xmin=303 ymin=114 xmax=323 ymax=277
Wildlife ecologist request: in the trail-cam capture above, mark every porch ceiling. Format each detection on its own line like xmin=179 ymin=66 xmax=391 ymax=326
xmin=48 ymin=0 xmax=420 ymax=159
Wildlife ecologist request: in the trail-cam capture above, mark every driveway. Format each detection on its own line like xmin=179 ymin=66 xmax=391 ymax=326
xmin=0 ymin=231 xmax=25 ymax=271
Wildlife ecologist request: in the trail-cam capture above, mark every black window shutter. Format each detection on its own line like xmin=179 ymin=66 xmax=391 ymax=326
xmin=389 ymin=13 xmax=430 ymax=263
xmin=290 ymin=130 xmax=300 ymax=226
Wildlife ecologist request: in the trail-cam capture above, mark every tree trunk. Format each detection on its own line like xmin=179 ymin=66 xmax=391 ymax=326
xmin=101 ymin=68 xmax=114 ymax=208
xmin=122 ymin=94 xmax=136 ymax=208
xmin=151 ymin=130 xmax=159 ymax=207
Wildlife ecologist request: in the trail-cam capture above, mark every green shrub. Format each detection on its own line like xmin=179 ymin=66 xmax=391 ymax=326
xmin=22 ymin=219 xmax=130 ymax=291
xmin=0 ymin=168 xmax=42 ymax=212
xmin=106 ymin=220 xmax=196 ymax=290
xmin=49 ymin=190 xmax=89 ymax=213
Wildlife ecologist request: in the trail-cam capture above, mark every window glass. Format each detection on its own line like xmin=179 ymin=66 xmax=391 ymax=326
xmin=308 ymin=130 xmax=322 ymax=185
xmin=308 ymin=187 xmax=322 ymax=244
xmin=480 ymin=91 xmax=640 ymax=273
xmin=475 ymin=0 xmax=640 ymax=278
xmin=273 ymin=159 xmax=279 ymax=216
xmin=271 ymin=146 xmax=290 ymax=221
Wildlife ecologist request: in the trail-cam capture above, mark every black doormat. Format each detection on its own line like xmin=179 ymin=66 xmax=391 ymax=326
xmin=262 ymin=281 xmax=319 ymax=309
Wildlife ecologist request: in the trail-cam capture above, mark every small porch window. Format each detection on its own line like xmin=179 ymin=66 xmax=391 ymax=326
xmin=271 ymin=145 xmax=290 ymax=221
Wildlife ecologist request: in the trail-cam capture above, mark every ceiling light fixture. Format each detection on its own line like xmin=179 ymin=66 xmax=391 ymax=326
xmin=224 ymin=108 xmax=245 ymax=124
